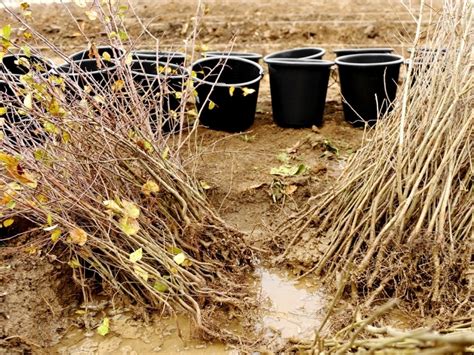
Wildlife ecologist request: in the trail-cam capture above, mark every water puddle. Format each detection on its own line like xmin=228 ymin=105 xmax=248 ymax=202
xmin=50 ymin=269 xmax=326 ymax=354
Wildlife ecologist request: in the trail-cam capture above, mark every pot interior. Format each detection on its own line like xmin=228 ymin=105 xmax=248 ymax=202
xmin=2 ymin=55 xmax=52 ymax=75
xmin=205 ymin=51 xmax=262 ymax=60
xmin=70 ymin=46 xmax=124 ymax=61
xmin=193 ymin=57 xmax=261 ymax=85
xmin=130 ymin=60 xmax=187 ymax=78
xmin=57 ymin=59 xmax=115 ymax=74
xmin=337 ymin=54 xmax=402 ymax=65
xmin=270 ymin=48 xmax=324 ymax=59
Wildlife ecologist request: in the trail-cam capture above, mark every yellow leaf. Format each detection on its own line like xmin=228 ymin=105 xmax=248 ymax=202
xmin=103 ymin=199 xmax=122 ymax=214
xmin=1 ymin=25 xmax=11 ymax=41
xmin=241 ymin=87 xmax=256 ymax=96
xmin=47 ymin=213 xmax=53 ymax=226
xmin=133 ymin=264 xmax=148 ymax=281
xmin=62 ymin=131 xmax=71 ymax=144
xmin=174 ymin=91 xmax=183 ymax=99
xmin=24 ymin=93 xmax=33 ymax=110
xmin=173 ymin=252 xmax=186 ymax=265
xmin=125 ymin=53 xmax=133 ymax=66
xmin=51 ymin=229 xmax=62 ymax=243
xmin=3 ymin=218 xmax=14 ymax=227
xmin=229 ymin=86 xmax=235 ymax=96
xmin=111 ymin=80 xmax=124 ymax=92
xmin=102 ymin=51 xmax=111 ymax=62
xmin=21 ymin=45 xmax=31 ymax=58
xmin=43 ymin=122 xmax=59 ymax=134
xmin=0 ymin=108 xmax=7 ymax=116
xmin=284 ymin=185 xmax=298 ymax=195
xmin=129 ymin=247 xmax=143 ymax=263
xmin=73 ymin=0 xmax=87 ymax=8
xmin=85 ymin=10 xmax=98 ymax=21
xmin=119 ymin=216 xmax=140 ymax=236
xmin=141 ymin=180 xmax=159 ymax=196
xmin=122 ymin=200 xmax=140 ymax=219
xmin=97 ymin=317 xmax=110 ymax=336
xmin=68 ymin=228 xmax=88 ymax=246
xmin=208 ymin=100 xmax=216 ymax=110
xmin=199 ymin=180 xmax=211 ymax=190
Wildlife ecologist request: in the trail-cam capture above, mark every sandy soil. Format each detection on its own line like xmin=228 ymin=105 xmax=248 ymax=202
xmin=0 ymin=0 xmax=441 ymax=353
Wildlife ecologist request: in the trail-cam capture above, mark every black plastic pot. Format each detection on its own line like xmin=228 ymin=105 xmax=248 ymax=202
xmin=130 ymin=60 xmax=188 ymax=132
xmin=336 ymin=53 xmax=404 ymax=126
xmin=132 ymin=50 xmax=186 ymax=66
xmin=191 ymin=56 xmax=263 ymax=132
xmin=406 ymin=48 xmax=447 ymax=85
xmin=264 ymin=47 xmax=325 ymax=61
xmin=333 ymin=48 xmax=394 ymax=57
xmin=1 ymin=54 xmax=53 ymax=78
xmin=0 ymin=79 xmax=44 ymax=146
xmin=264 ymin=57 xmax=334 ymax=128
xmin=69 ymin=46 xmax=125 ymax=62
xmin=204 ymin=51 xmax=262 ymax=63
xmin=53 ymin=59 xmax=117 ymax=96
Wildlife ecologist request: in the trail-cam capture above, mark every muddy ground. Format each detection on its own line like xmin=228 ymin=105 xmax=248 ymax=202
xmin=0 ymin=0 xmax=441 ymax=353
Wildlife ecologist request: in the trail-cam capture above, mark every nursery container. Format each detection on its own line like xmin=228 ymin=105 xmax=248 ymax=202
xmin=204 ymin=51 xmax=262 ymax=63
xmin=191 ymin=56 xmax=264 ymax=132
xmin=333 ymin=48 xmax=394 ymax=57
xmin=406 ymin=48 xmax=447 ymax=85
xmin=1 ymin=54 xmax=53 ymax=78
xmin=69 ymin=46 xmax=124 ymax=62
xmin=264 ymin=47 xmax=325 ymax=61
xmin=264 ymin=57 xmax=334 ymax=127
xmin=0 ymin=79 xmax=44 ymax=145
xmin=132 ymin=50 xmax=186 ymax=66
xmin=54 ymin=59 xmax=117 ymax=92
xmin=336 ymin=53 xmax=404 ymax=126
xmin=130 ymin=59 xmax=188 ymax=132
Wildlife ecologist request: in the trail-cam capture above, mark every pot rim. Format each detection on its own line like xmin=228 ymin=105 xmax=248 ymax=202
xmin=335 ymin=53 xmax=404 ymax=67
xmin=132 ymin=50 xmax=186 ymax=58
xmin=191 ymin=56 xmax=264 ymax=88
xmin=264 ymin=57 xmax=334 ymax=67
xmin=333 ymin=47 xmax=394 ymax=54
xmin=52 ymin=59 xmax=117 ymax=77
xmin=130 ymin=60 xmax=189 ymax=79
xmin=264 ymin=47 xmax=326 ymax=60
xmin=204 ymin=51 xmax=262 ymax=59
xmin=68 ymin=46 xmax=125 ymax=61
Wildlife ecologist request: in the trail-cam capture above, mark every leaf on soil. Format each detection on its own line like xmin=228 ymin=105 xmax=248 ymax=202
xmin=129 ymin=248 xmax=143 ymax=263
xmin=97 ymin=317 xmax=110 ymax=336
xmin=270 ymin=164 xmax=307 ymax=177
xmin=199 ymin=180 xmax=211 ymax=190
xmin=284 ymin=184 xmax=298 ymax=195
xmin=68 ymin=228 xmax=88 ymax=246
xmin=276 ymin=152 xmax=290 ymax=163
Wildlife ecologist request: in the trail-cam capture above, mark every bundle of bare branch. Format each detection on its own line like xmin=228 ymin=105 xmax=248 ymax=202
xmin=274 ymin=0 xmax=473 ymax=324
xmin=0 ymin=1 xmax=253 ymax=342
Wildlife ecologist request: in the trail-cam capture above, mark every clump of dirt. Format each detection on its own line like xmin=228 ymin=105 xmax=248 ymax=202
xmin=0 ymin=235 xmax=81 ymax=353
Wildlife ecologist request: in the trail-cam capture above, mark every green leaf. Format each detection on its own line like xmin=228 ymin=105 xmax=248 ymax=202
xmin=1 ymin=25 xmax=11 ymax=41
xmin=270 ymin=164 xmax=307 ymax=177
xmin=118 ymin=30 xmax=128 ymax=41
xmin=153 ymin=281 xmax=168 ymax=293
xmin=97 ymin=317 xmax=110 ymax=336
xmin=129 ymin=248 xmax=143 ymax=263
xmin=21 ymin=46 xmax=31 ymax=58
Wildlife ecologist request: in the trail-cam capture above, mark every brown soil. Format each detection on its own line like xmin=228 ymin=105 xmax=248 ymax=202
xmin=0 ymin=0 xmax=443 ymax=353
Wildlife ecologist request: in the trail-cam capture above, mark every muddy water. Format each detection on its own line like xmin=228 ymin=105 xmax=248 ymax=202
xmin=50 ymin=269 xmax=326 ymax=354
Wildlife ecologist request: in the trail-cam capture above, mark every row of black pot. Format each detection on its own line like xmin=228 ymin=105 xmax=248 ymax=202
xmin=0 ymin=46 xmax=440 ymax=142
